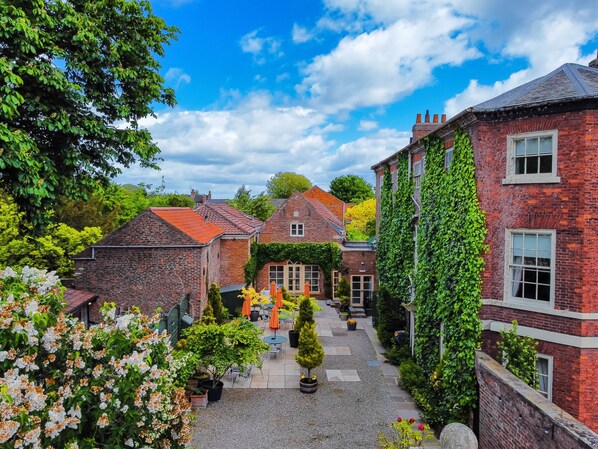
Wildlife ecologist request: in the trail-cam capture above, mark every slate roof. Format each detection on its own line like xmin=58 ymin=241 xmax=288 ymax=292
xmin=63 ymin=288 xmax=97 ymax=313
xmin=150 ymin=207 xmax=224 ymax=244
xmin=473 ymin=63 xmax=598 ymax=112
xmin=194 ymin=202 xmax=262 ymax=236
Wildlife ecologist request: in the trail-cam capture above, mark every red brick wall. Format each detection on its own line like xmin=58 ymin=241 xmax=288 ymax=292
xmin=219 ymin=238 xmax=251 ymax=287
xmin=476 ymin=351 xmax=598 ymax=449
xmin=341 ymin=250 xmax=376 ymax=280
xmin=471 ymin=111 xmax=597 ymax=313
xmin=260 ymin=194 xmax=341 ymax=243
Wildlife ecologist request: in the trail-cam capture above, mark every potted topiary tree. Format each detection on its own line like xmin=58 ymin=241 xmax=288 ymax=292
xmin=179 ymin=319 xmax=269 ymax=401
xmin=290 ymin=296 xmax=315 ymax=348
xmin=296 ymin=322 xmax=324 ymax=393
xmin=208 ymin=282 xmax=229 ymax=324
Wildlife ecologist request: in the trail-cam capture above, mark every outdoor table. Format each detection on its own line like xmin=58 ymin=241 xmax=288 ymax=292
xmin=262 ymin=335 xmax=288 ymax=346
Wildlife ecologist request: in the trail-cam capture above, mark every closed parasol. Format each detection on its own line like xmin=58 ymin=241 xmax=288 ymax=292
xmin=242 ymin=295 xmax=251 ymax=319
xmin=269 ymin=305 xmax=279 ymax=337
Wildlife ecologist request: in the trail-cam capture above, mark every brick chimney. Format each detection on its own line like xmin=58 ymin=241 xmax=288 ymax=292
xmin=590 ymin=50 xmax=598 ymax=68
xmin=411 ymin=110 xmax=447 ymax=142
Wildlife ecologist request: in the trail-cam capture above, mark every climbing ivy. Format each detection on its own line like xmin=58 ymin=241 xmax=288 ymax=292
xmin=244 ymin=242 xmax=342 ymax=296
xmin=497 ymin=321 xmax=539 ymax=389
xmin=376 ymin=155 xmax=414 ymax=346
xmin=375 ymin=130 xmax=486 ymax=426
xmin=414 ymin=129 xmax=487 ymax=425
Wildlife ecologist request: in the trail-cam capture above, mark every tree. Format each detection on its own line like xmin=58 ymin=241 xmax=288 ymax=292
xmin=329 ymin=175 xmax=374 ymax=203
xmin=295 ymin=322 xmax=324 ymax=379
xmin=227 ymin=186 xmax=276 ymax=221
xmin=345 ymin=198 xmax=376 ymax=241
xmin=0 ymin=1 xmax=178 ymax=229
xmin=295 ymin=296 xmax=315 ymax=331
xmin=208 ymin=282 xmax=229 ymax=324
xmin=266 ymin=172 xmax=312 ymax=199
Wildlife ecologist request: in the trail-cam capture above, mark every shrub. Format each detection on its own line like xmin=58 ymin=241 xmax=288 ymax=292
xmin=295 ymin=296 xmax=315 ymax=331
xmin=208 ymin=282 xmax=228 ymax=324
xmin=386 ymin=342 xmax=412 ymax=366
xmin=497 ymin=320 xmax=539 ymax=388
xmin=296 ymin=322 xmax=324 ymax=378
xmin=376 ymin=285 xmax=405 ymax=348
xmin=0 ymin=266 xmax=192 ymax=448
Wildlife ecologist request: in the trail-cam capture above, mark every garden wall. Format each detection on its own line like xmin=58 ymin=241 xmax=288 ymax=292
xmin=475 ymin=351 xmax=598 ymax=449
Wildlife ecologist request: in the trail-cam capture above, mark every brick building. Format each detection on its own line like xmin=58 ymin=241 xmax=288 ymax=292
xmin=371 ymin=58 xmax=598 ymax=429
xmin=195 ymin=201 xmax=262 ymax=288
xmin=258 ymin=186 xmax=376 ymax=308
xmin=73 ymin=207 xmax=224 ymax=320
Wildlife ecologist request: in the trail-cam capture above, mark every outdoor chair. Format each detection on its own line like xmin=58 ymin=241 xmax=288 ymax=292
xmin=229 ymin=365 xmax=253 ymax=385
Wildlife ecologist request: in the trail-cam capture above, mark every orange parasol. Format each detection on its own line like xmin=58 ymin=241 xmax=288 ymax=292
xmin=269 ymin=305 xmax=280 ymax=337
xmin=276 ymin=288 xmax=283 ymax=308
xmin=242 ymin=295 xmax=251 ymax=319
xmin=304 ymin=281 xmax=310 ymax=298
xmin=270 ymin=281 xmax=277 ymax=298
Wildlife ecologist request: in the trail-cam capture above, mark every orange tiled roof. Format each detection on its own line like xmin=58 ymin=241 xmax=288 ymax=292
xmin=303 ymin=186 xmax=346 ymax=223
xmin=150 ymin=207 xmax=224 ymax=244
xmin=195 ymin=202 xmax=262 ymax=235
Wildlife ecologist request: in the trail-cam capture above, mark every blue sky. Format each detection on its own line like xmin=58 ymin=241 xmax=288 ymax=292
xmin=118 ymin=0 xmax=598 ymax=198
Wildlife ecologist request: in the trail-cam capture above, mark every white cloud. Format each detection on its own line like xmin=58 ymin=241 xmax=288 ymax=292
xmin=164 ymin=68 xmax=191 ymax=90
xmin=298 ymin=7 xmax=479 ymax=113
xmin=240 ymin=30 xmax=284 ymax=64
xmin=358 ymin=120 xmax=378 ymax=131
xmin=292 ymin=24 xmax=314 ymax=44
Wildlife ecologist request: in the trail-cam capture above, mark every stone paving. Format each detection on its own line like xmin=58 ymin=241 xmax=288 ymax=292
xmin=194 ymin=301 xmax=439 ymax=448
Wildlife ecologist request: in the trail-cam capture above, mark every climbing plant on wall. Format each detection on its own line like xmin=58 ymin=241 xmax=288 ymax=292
xmin=376 ymin=156 xmax=414 ymax=347
xmin=244 ymin=242 xmax=342 ymax=296
xmin=414 ymin=129 xmax=487 ymax=425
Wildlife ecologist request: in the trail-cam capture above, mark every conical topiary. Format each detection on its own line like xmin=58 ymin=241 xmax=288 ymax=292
xmin=295 ymin=322 xmax=324 ymax=379
xmin=294 ymin=296 xmax=314 ymax=331
xmin=208 ymin=282 xmax=228 ymax=324
xmin=200 ymin=302 xmax=216 ymax=325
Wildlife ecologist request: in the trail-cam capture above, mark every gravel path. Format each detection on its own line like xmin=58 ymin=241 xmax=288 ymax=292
xmin=190 ymin=306 xmax=417 ymax=449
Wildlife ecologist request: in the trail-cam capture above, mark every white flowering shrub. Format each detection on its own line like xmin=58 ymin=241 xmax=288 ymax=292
xmin=0 ymin=267 xmax=192 ymax=448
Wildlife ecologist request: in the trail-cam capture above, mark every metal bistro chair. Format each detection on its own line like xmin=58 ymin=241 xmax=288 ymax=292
xmin=229 ymin=365 xmax=253 ymax=385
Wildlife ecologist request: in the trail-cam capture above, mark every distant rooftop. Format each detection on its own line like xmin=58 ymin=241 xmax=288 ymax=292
xmin=150 ymin=207 xmax=224 ymax=244
xmin=195 ymin=202 xmax=262 ymax=235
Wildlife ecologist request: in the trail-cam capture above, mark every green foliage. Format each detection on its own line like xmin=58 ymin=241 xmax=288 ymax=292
xmin=378 ymin=417 xmax=433 ymax=449
xmin=0 ymin=1 xmax=178 ymax=230
xmin=179 ymin=319 xmax=269 ymax=387
xmin=1 ymin=267 xmax=192 ymax=448
xmin=266 ymin=172 xmax=312 ymax=198
xmin=170 ymin=351 xmax=201 ymax=388
xmin=399 ymin=358 xmax=427 ymax=392
xmin=497 ymin=321 xmax=539 ymax=388
xmin=378 ymin=130 xmax=486 ymax=426
xmin=295 ymin=322 xmax=324 ymax=378
xmin=329 ymin=174 xmax=374 ymax=203
xmin=336 ymin=276 xmax=351 ymax=299
xmin=295 ymin=296 xmax=315 ymax=331
xmin=0 ymin=195 xmax=102 ymax=277
xmin=245 ymin=242 xmax=342 ymax=296
xmin=386 ymin=342 xmax=412 ymax=367
xmin=376 ymin=285 xmax=405 ymax=348
xmin=413 ymin=130 xmax=487 ymax=424
xmin=200 ymin=302 xmax=217 ymax=325
xmin=208 ymin=282 xmax=228 ymax=324
xmin=227 ymin=186 xmax=276 ymax=221
xmin=345 ymin=198 xmax=376 ymax=241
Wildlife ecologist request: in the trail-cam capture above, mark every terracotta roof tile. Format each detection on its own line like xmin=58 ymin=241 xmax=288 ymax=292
xmin=304 ymin=197 xmax=344 ymax=235
xmin=194 ymin=203 xmax=262 ymax=235
xmin=150 ymin=207 xmax=224 ymax=244
xmin=303 ymin=186 xmax=346 ymax=223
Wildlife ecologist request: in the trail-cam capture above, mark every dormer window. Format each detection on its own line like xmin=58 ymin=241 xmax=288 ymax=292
xmin=290 ymin=223 xmax=304 ymax=237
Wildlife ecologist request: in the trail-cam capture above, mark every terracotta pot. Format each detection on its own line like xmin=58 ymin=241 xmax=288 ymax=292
xmin=190 ymin=392 xmax=208 ymax=409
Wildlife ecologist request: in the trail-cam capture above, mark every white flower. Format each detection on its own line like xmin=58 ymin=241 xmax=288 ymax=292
xmin=125 ymin=438 xmax=134 ymax=447
xmin=24 ymin=300 xmax=39 ymax=317
xmin=0 ymin=351 xmax=7 ymax=362
xmin=99 ymin=402 xmax=107 ymax=410
xmin=116 ymin=314 xmax=133 ymax=330
xmin=1 ymin=266 xmax=17 ymax=279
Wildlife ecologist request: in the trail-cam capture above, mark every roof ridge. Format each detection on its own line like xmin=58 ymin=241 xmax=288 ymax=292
xmin=562 ymin=64 xmax=591 ymax=96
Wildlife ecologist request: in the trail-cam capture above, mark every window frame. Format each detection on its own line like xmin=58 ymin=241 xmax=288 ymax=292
xmin=412 ymin=160 xmax=422 ymax=189
xmin=350 ymin=275 xmax=373 ymax=306
xmin=290 ymin=222 xmax=304 ymax=237
xmin=504 ymin=229 xmax=556 ymax=308
xmin=536 ymin=354 xmax=553 ymax=401
xmin=444 ymin=146 xmax=454 ymax=170
xmin=503 ymin=130 xmax=560 ymax=184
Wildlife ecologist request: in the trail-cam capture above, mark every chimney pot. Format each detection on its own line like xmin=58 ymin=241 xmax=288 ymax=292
xmin=441 ymin=114 xmax=447 ymax=123
xmin=433 ymin=114 xmax=439 ymax=124
xmin=425 ymin=110 xmax=430 ymax=123
xmin=416 ymin=113 xmax=422 ymax=124
xmin=590 ymin=50 xmax=598 ymax=68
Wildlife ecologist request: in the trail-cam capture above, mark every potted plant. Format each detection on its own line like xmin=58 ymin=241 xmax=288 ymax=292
xmin=347 ymin=318 xmax=357 ymax=331
xmin=189 ymin=386 xmax=208 ymax=410
xmin=239 ymin=287 xmax=270 ymax=321
xmin=296 ymin=322 xmax=324 ymax=393
xmin=289 ymin=296 xmax=314 ymax=348
xmin=179 ymin=319 xmax=269 ymax=401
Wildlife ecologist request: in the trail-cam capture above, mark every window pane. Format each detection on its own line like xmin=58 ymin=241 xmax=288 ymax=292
xmin=515 ymin=139 xmax=525 ymax=156
xmin=537 ymin=284 xmax=550 ymax=302
xmin=539 ymin=137 xmax=552 ymax=154
xmin=524 ymin=234 xmax=537 ymax=251
xmin=526 ymin=137 xmax=539 ymax=155
xmin=526 ymin=156 xmax=539 ymax=174
xmin=523 ymin=269 xmax=537 ymax=283
xmin=539 ymin=156 xmax=552 ymax=173
xmin=515 ymin=157 xmax=525 ymax=174
xmin=523 ymin=282 xmax=537 ymax=299
xmin=537 ymin=270 xmax=551 ymax=284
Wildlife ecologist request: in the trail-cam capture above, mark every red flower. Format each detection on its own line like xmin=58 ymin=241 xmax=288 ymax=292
xmin=396 ymin=417 xmax=402 ymax=423
xmin=408 ymin=418 xmax=416 ymax=424
xmin=418 ymin=424 xmax=425 ymax=431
